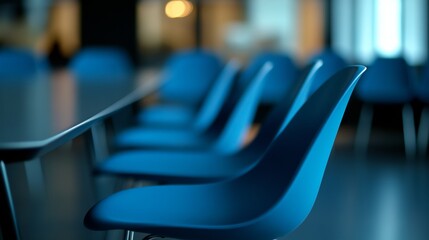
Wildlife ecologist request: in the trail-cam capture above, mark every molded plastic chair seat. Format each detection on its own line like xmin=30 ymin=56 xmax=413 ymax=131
xmin=95 ymin=61 xmax=324 ymax=183
xmin=138 ymin=50 xmax=223 ymax=127
xmin=115 ymin=63 xmax=273 ymax=154
xmin=239 ymin=52 xmax=298 ymax=104
xmin=85 ymin=66 xmax=366 ymax=240
xmin=97 ymin=151 xmax=247 ymax=183
xmin=70 ymin=47 xmax=133 ymax=80
xmin=356 ymin=57 xmax=414 ymax=103
xmin=157 ymin=49 xmax=223 ymax=106
xmin=136 ymin=105 xmax=195 ymax=128
xmin=117 ymin=128 xmax=213 ymax=149
xmin=0 ymin=48 xmax=48 ymax=79
xmin=355 ymin=57 xmax=416 ymax=159
xmin=137 ymin=60 xmax=239 ymax=129
xmin=308 ymin=48 xmax=347 ymax=94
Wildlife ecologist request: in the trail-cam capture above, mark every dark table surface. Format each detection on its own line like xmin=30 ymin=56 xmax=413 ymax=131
xmin=0 ymin=69 xmax=160 ymax=162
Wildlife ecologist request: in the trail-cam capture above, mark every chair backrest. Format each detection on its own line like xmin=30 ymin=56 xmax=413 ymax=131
xmin=212 ymin=62 xmax=273 ymax=154
xmin=193 ymin=60 xmax=240 ymax=132
xmin=308 ymin=48 xmax=347 ymax=95
xmin=226 ymin=66 xmax=366 ymax=239
xmin=238 ymin=52 xmax=298 ymax=104
xmin=240 ymin=60 xmax=323 ymax=156
xmin=356 ymin=56 xmax=413 ymax=103
xmin=417 ymin=62 xmax=429 ymax=102
xmin=70 ymin=47 xmax=133 ymax=80
xmin=160 ymin=49 xmax=223 ymax=106
xmin=0 ymin=48 xmax=48 ymax=79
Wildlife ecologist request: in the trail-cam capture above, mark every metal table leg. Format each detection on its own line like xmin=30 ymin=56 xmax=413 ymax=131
xmin=0 ymin=160 xmax=21 ymax=240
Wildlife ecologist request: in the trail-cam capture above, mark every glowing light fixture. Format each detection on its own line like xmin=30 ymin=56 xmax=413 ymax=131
xmin=375 ymin=0 xmax=402 ymax=57
xmin=165 ymin=0 xmax=193 ymax=19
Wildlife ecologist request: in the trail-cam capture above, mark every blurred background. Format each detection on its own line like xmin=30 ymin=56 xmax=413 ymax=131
xmin=1 ymin=0 xmax=425 ymax=67
xmin=1 ymin=0 xmax=429 ymax=239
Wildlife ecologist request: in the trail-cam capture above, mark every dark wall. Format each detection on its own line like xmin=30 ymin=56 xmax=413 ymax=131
xmin=80 ymin=0 xmax=138 ymax=65
xmin=0 ymin=0 xmax=24 ymax=18
xmin=324 ymin=0 xmax=332 ymax=47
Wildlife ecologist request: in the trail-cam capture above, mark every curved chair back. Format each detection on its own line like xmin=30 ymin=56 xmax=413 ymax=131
xmin=239 ymin=52 xmax=298 ymax=104
xmin=70 ymin=47 xmax=133 ymax=80
xmin=356 ymin=56 xmax=413 ymax=103
xmin=212 ymin=62 xmax=273 ymax=153
xmin=241 ymin=60 xmax=323 ymax=157
xmin=415 ymin=61 xmax=429 ymax=103
xmin=227 ymin=66 xmax=366 ymax=239
xmin=0 ymin=48 xmax=48 ymax=79
xmin=160 ymin=49 xmax=223 ymax=106
xmin=193 ymin=60 xmax=240 ymax=132
xmin=308 ymin=48 xmax=347 ymax=95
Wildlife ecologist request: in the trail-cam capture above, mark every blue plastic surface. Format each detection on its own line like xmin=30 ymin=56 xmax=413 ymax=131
xmin=0 ymin=48 xmax=48 ymax=79
xmin=158 ymin=49 xmax=223 ymax=106
xmin=138 ymin=60 xmax=240 ymax=130
xmin=85 ymin=66 xmax=366 ymax=240
xmin=414 ymin=62 xmax=429 ymax=103
xmin=116 ymin=63 xmax=273 ymax=153
xmin=96 ymin=61 xmax=323 ymax=183
xmin=308 ymin=48 xmax=347 ymax=95
xmin=70 ymin=47 xmax=133 ymax=80
xmin=356 ymin=57 xmax=414 ymax=103
xmin=239 ymin=52 xmax=298 ymax=104
xmin=137 ymin=105 xmax=195 ymax=128
xmin=137 ymin=49 xmax=223 ymax=126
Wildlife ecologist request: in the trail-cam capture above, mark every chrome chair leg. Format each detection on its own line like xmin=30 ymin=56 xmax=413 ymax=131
xmin=89 ymin=122 xmax=109 ymax=164
xmin=24 ymin=158 xmax=46 ymax=199
xmin=402 ymin=104 xmax=416 ymax=160
xmin=418 ymin=107 xmax=429 ymax=158
xmin=124 ymin=230 xmax=135 ymax=240
xmin=355 ymin=104 xmax=373 ymax=158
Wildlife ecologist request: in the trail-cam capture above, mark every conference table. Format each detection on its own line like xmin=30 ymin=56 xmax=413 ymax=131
xmin=0 ymin=69 xmax=160 ymax=240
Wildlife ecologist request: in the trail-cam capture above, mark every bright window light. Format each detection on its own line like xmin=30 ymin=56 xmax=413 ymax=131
xmin=375 ymin=0 xmax=402 ymax=57
xmin=404 ymin=0 xmax=427 ymax=65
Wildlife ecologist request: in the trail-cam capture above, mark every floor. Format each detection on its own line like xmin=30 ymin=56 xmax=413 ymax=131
xmin=286 ymin=133 xmax=429 ymax=240
xmin=3 ymin=126 xmax=429 ymax=240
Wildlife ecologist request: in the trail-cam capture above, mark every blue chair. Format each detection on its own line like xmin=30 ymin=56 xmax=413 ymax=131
xmin=138 ymin=49 xmax=223 ymax=126
xmin=115 ymin=62 xmax=273 ymax=154
xmin=94 ymin=61 xmax=323 ymax=183
xmin=414 ymin=62 xmax=429 ymax=157
xmin=355 ymin=57 xmax=416 ymax=159
xmin=69 ymin=47 xmax=136 ymax=119
xmin=137 ymin=60 xmax=240 ymax=129
xmin=238 ymin=52 xmax=298 ymax=104
xmin=84 ymin=66 xmax=366 ymax=240
xmin=70 ymin=47 xmax=133 ymax=80
xmin=308 ymin=48 xmax=347 ymax=95
xmin=0 ymin=48 xmax=48 ymax=79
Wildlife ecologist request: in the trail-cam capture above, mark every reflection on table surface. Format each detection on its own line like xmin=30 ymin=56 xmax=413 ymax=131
xmin=0 ymin=68 xmax=159 ymax=145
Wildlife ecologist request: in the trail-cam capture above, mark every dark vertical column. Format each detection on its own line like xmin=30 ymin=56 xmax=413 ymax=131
xmin=194 ymin=0 xmax=202 ymax=48
xmin=324 ymin=0 xmax=332 ymax=48
xmin=80 ymin=0 xmax=138 ymax=65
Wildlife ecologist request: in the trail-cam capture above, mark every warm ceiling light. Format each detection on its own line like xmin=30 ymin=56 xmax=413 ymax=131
xmin=165 ymin=0 xmax=193 ymax=19
xmin=182 ymin=0 xmax=193 ymax=16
